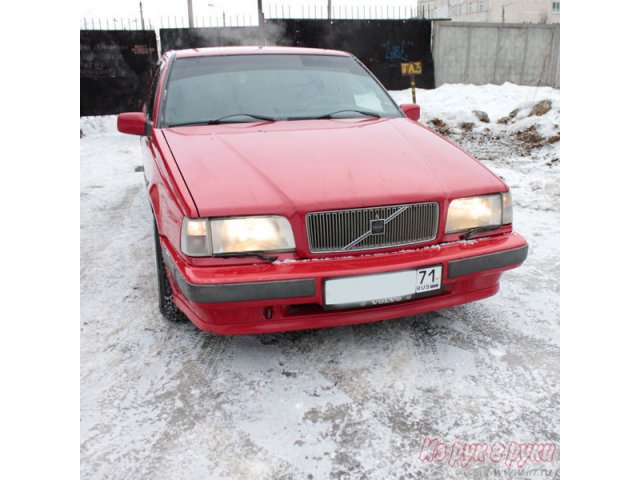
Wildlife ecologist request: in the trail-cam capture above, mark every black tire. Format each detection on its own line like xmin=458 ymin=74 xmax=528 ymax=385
xmin=153 ymin=219 xmax=187 ymax=323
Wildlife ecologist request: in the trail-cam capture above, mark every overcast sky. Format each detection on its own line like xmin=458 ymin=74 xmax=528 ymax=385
xmin=81 ymin=0 xmax=420 ymax=25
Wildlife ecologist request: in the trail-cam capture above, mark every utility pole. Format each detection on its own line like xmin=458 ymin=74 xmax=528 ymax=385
xmin=257 ymin=0 xmax=265 ymax=45
xmin=139 ymin=1 xmax=145 ymax=29
xmin=188 ymin=0 xmax=194 ymax=27
xmin=328 ymin=0 xmax=332 ymax=20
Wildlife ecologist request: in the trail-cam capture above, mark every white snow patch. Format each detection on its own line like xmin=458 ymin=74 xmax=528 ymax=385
xmin=390 ymin=82 xmax=559 ymax=136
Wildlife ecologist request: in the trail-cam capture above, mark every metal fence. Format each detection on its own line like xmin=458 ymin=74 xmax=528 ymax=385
xmin=80 ymin=17 xmax=436 ymax=116
xmin=80 ymin=4 xmax=441 ymax=31
xmin=80 ymin=30 xmax=158 ymax=116
xmin=159 ymin=19 xmax=435 ymax=89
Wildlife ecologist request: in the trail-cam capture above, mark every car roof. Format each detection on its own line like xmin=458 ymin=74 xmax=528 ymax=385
xmin=171 ymin=46 xmax=352 ymax=59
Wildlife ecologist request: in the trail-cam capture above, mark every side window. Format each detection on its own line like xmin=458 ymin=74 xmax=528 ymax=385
xmin=145 ymin=61 xmax=164 ymax=121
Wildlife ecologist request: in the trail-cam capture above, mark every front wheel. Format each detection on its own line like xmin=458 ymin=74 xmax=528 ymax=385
xmin=153 ymin=219 xmax=187 ymax=323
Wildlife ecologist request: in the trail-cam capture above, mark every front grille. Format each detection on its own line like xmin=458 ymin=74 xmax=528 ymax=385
xmin=306 ymin=202 xmax=439 ymax=253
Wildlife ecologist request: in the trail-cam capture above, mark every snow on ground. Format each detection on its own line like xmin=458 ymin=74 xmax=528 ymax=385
xmin=391 ymin=82 xmax=560 ymax=138
xmin=81 ymin=83 xmax=559 ymax=479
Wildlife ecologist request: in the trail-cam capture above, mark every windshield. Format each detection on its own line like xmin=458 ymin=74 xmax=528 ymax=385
xmin=160 ymin=54 xmax=402 ymax=126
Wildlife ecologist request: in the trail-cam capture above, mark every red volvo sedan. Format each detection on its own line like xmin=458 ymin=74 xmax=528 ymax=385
xmin=118 ymin=46 xmax=528 ymax=334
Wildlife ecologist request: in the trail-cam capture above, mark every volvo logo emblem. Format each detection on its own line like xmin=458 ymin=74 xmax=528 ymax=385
xmin=370 ymin=219 xmax=385 ymax=235
xmin=341 ymin=205 xmax=409 ymax=250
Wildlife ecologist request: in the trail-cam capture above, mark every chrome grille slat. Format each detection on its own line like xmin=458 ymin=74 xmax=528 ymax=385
xmin=306 ymin=202 xmax=439 ymax=253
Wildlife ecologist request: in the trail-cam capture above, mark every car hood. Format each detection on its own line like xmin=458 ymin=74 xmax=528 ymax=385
xmin=162 ymin=118 xmax=506 ymax=218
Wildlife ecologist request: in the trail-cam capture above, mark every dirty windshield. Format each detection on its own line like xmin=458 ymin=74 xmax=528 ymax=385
xmin=161 ymin=54 xmax=402 ymax=126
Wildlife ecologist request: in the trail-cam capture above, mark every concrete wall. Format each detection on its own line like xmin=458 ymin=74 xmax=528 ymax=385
xmin=432 ymin=22 xmax=560 ymax=88
xmin=419 ymin=0 xmax=560 ymax=24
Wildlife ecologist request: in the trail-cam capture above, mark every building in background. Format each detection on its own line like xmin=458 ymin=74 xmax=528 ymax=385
xmin=418 ymin=0 xmax=560 ymax=23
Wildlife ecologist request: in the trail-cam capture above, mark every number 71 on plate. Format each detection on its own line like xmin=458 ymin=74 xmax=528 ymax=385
xmin=415 ymin=266 xmax=442 ymax=293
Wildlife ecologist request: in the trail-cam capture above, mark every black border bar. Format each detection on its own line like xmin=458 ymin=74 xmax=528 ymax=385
xmin=163 ymin=252 xmax=316 ymax=303
xmin=448 ymin=245 xmax=529 ymax=278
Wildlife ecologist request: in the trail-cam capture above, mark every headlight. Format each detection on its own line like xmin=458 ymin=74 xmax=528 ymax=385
xmin=181 ymin=218 xmax=212 ymax=256
xmin=211 ymin=216 xmax=295 ymax=254
xmin=445 ymin=193 xmax=512 ymax=233
xmin=181 ymin=216 xmax=295 ymax=256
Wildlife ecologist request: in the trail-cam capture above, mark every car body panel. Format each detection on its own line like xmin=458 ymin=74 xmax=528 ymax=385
xmin=161 ymin=118 xmax=507 ymax=220
xmin=172 ymin=46 xmax=352 ymax=59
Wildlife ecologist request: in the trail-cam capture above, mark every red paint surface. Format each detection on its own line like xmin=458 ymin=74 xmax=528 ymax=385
xmin=163 ymin=232 xmax=526 ymax=334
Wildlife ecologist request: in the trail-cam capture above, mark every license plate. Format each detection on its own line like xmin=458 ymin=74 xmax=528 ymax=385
xmin=324 ymin=265 xmax=442 ymax=308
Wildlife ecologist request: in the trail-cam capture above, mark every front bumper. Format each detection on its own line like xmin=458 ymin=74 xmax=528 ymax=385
xmin=162 ymin=232 xmax=528 ymax=334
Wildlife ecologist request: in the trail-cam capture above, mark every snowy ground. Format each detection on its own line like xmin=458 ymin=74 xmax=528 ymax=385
xmin=80 ymin=83 xmax=559 ymax=479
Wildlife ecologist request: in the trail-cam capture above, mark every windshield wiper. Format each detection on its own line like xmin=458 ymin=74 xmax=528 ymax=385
xmin=317 ymin=109 xmax=381 ymax=119
xmin=209 ymin=113 xmax=277 ymax=124
xmin=217 ymin=252 xmax=278 ymax=263
xmin=168 ymin=113 xmax=276 ymax=127
xmin=286 ymin=109 xmax=381 ymax=121
xmin=460 ymin=225 xmax=503 ymax=240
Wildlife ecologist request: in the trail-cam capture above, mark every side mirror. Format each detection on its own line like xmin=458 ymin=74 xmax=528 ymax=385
xmin=117 ymin=112 xmax=148 ymax=136
xmin=400 ymin=104 xmax=421 ymax=122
